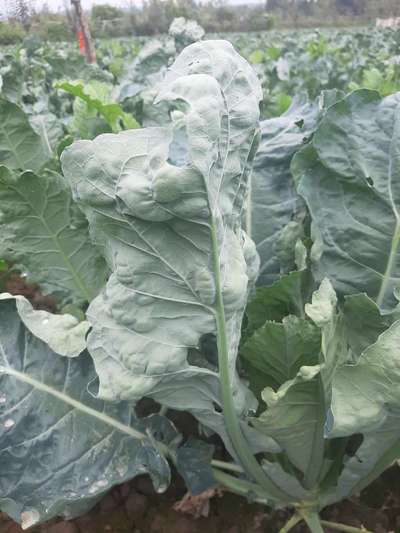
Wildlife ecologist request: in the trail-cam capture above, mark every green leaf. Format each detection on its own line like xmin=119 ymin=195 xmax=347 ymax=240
xmin=250 ymin=96 xmax=318 ymax=286
xmin=305 ymin=279 xmax=348 ymax=403
xmin=57 ymin=80 xmax=140 ymax=133
xmin=118 ymin=39 xmax=175 ymax=101
xmin=0 ymin=293 xmax=89 ymax=357
xmin=0 ymin=99 xmax=50 ymax=172
xmin=70 ymin=97 xmax=110 ymax=140
xmin=0 ymin=166 xmax=108 ymax=304
xmin=324 ymin=416 xmax=400 ymax=505
xmin=261 ymin=458 xmax=309 ymax=501
xmin=0 ymin=259 xmax=7 ymax=292
xmin=61 ymin=41 xmax=268 ymax=453
xmin=252 ymin=280 xmax=346 ymax=487
xmin=250 ymin=320 xmax=323 ymax=483
xmin=243 ymin=315 xmax=320 ymax=392
xmin=249 ymin=49 xmax=264 ymax=64
xmin=294 ymin=89 xmax=400 ymax=311
xmin=246 ymin=268 xmax=313 ymax=333
xmin=0 ymin=296 xmax=178 ymax=528
xmin=175 ymin=438 xmax=216 ymax=495
xmin=330 ymin=319 xmax=400 ymax=437
xmin=266 ymin=46 xmax=281 ymax=60
xmin=342 ymin=293 xmax=396 ymax=359
xmin=273 ymin=93 xmax=293 ymax=116
xmin=29 ymin=112 xmax=64 ymax=156
xmin=249 ymin=89 xmax=345 ymax=289
xmin=57 ymin=135 xmax=74 ymax=159
xmin=253 ymin=364 xmax=324 ymax=479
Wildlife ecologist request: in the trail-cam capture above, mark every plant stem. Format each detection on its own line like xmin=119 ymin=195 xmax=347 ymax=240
xmin=279 ymin=513 xmax=303 ymax=533
xmin=159 ymin=405 xmax=168 ymax=416
xmin=212 ymin=468 xmax=268 ymax=503
xmin=211 ymin=459 xmax=243 ymax=473
xmin=376 ymin=222 xmax=400 ymax=307
xmin=301 ymin=512 xmax=325 ymax=533
xmin=303 ymin=376 xmax=326 ymax=490
xmin=320 ymin=521 xmax=372 ymax=533
xmin=209 ymin=220 xmax=293 ymax=503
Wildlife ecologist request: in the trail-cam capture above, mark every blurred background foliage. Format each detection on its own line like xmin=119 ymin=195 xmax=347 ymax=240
xmin=0 ymin=0 xmax=400 ymax=45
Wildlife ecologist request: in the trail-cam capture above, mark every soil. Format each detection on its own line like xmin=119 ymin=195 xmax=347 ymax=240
xmin=4 ymin=272 xmax=57 ymax=312
xmin=1 ymin=466 xmax=400 ymax=533
xmin=1 ymin=274 xmax=400 ymax=533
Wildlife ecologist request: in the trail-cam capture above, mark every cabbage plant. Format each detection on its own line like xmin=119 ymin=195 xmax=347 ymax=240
xmin=1 ymin=40 xmax=400 ymax=533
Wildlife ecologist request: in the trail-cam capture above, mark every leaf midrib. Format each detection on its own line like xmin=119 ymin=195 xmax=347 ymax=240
xmin=0 ymin=364 xmax=146 ymax=441
xmin=0 ymin=120 xmax=27 ymax=170
xmin=376 ymin=103 xmax=400 ymax=307
xmin=8 ymin=179 xmax=93 ymax=302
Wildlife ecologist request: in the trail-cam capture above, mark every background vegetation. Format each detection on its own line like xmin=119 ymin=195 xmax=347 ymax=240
xmin=0 ymin=0 xmax=400 ymax=45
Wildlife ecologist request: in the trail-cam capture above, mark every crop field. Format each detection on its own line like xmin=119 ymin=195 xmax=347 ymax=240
xmin=1 ymin=18 xmax=400 ymax=533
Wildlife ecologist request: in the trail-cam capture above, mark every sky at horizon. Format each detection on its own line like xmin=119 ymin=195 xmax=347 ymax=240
xmin=32 ymin=0 xmax=263 ymax=11
xmin=35 ymin=0 xmax=138 ymax=10
xmin=0 ymin=0 xmax=264 ymax=21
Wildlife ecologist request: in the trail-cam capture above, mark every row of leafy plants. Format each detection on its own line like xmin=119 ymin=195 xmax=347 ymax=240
xmin=2 ymin=23 xmax=400 ymax=129
xmin=242 ymin=26 xmax=400 ymax=117
xmin=1 ymin=26 xmax=400 ymax=533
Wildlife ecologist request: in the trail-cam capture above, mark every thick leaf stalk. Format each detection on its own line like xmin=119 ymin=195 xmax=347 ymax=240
xmin=210 ymin=221 xmax=292 ymax=501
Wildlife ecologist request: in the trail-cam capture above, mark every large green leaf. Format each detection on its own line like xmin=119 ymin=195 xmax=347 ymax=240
xmin=250 ymin=96 xmax=318 ymax=286
xmin=330 ymin=319 xmax=400 ymax=437
xmin=0 ymin=99 xmax=50 ymax=172
xmin=294 ymin=89 xmax=400 ymax=310
xmin=249 ymin=90 xmax=344 ymax=288
xmin=0 ymin=166 xmax=107 ymax=303
xmin=0 ymin=296 xmax=180 ymax=528
xmin=61 ymin=41 xmax=277 ymax=455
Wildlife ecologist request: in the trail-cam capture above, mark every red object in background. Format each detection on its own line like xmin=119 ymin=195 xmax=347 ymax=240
xmin=77 ymin=29 xmax=85 ymax=54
